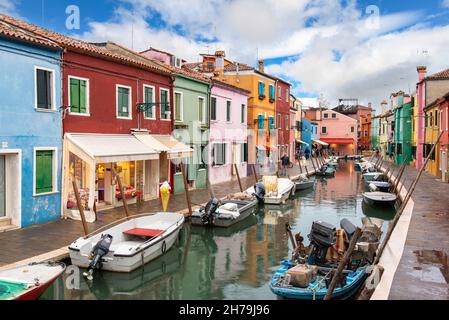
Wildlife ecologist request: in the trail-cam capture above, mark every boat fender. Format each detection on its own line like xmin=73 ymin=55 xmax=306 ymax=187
xmin=161 ymin=241 xmax=167 ymax=254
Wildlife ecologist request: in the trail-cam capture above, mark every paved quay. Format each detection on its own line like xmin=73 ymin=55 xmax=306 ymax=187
xmin=0 ymin=161 xmax=312 ymax=268
xmin=378 ymin=161 xmax=449 ymax=300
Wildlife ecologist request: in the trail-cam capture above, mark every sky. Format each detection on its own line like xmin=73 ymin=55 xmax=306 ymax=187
xmin=2 ymin=0 xmax=449 ymax=111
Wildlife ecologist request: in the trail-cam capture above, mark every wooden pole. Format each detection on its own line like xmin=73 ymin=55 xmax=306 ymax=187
xmin=234 ymin=163 xmax=243 ymax=192
xmin=298 ymin=159 xmax=303 ymax=174
xmin=112 ymin=167 xmax=130 ymax=218
xmin=324 ymin=227 xmax=362 ymax=300
xmin=305 ymin=165 xmax=310 ymax=178
xmin=180 ymin=162 xmax=193 ymax=216
xmin=72 ymin=180 xmax=89 ymax=236
xmin=392 ymin=157 xmax=409 ymax=193
xmin=251 ymin=164 xmax=259 ymax=183
xmin=311 ymin=157 xmax=317 ymax=172
xmin=374 ymin=131 xmax=443 ymax=265
xmin=286 ymin=223 xmax=297 ymax=250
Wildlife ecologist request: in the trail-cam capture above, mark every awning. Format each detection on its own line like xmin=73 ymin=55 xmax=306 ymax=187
xmin=321 ymin=138 xmax=354 ymax=145
xmin=296 ymin=139 xmax=309 ymax=146
xmin=312 ymin=139 xmax=329 ymax=147
xmin=65 ymin=133 xmax=159 ymax=164
xmin=256 ymin=145 xmax=266 ymax=151
xmin=135 ymin=134 xmax=193 ymax=159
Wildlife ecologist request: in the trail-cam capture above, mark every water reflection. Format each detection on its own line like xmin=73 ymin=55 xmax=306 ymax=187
xmin=42 ymin=161 xmax=394 ymax=300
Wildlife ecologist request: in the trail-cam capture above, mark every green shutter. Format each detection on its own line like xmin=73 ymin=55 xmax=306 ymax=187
xmin=70 ymin=79 xmax=80 ymax=113
xmin=79 ymin=80 xmax=86 ymax=113
xmin=36 ymin=150 xmax=53 ymax=194
xmin=118 ymin=87 xmax=129 ymax=117
xmin=145 ymin=87 xmax=153 ymax=118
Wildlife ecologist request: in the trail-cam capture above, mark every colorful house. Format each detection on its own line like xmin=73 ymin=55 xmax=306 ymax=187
xmin=411 ymin=92 xmax=418 ymax=166
xmin=360 ymin=112 xmax=372 ymax=152
xmin=275 ymin=78 xmax=292 ymax=160
xmin=437 ymin=92 xmax=449 ymax=182
xmin=141 ymin=48 xmax=211 ymax=193
xmin=424 ymin=97 xmax=442 ymax=177
xmin=370 ymin=113 xmax=381 ymax=151
xmin=208 ymin=79 xmax=249 ymax=184
xmin=392 ymin=92 xmax=413 ymax=166
xmin=0 ymin=14 xmax=62 ymax=229
xmin=290 ymin=95 xmax=304 ymax=158
xmin=300 ymin=118 xmax=313 ymax=155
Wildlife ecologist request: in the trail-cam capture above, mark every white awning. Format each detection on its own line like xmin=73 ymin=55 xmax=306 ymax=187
xmin=65 ymin=133 xmax=159 ymax=164
xmin=312 ymin=139 xmax=329 ymax=147
xmin=135 ymin=134 xmax=193 ymax=159
xmin=296 ymin=139 xmax=309 ymax=146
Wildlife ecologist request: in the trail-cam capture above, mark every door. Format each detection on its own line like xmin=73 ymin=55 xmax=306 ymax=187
xmin=0 ymin=155 xmax=5 ymax=217
xmin=442 ymin=151 xmax=448 ymax=182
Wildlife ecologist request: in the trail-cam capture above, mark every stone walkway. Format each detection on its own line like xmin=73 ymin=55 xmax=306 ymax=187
xmin=0 ymin=160 xmax=314 ymax=267
xmin=380 ymin=161 xmax=449 ymax=300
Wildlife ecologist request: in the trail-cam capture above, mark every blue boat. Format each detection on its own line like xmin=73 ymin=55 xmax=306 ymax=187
xmin=270 ymin=260 xmax=367 ymax=300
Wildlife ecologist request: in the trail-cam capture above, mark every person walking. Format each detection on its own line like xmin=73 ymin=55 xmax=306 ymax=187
xmin=305 ymin=148 xmax=310 ymax=160
xmin=281 ymin=153 xmax=290 ymax=177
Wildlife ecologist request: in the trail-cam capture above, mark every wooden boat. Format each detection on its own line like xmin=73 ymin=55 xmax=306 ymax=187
xmin=315 ymin=166 xmax=336 ymax=177
xmin=362 ymin=172 xmax=383 ymax=182
xmin=363 ymin=192 xmax=397 ymax=207
xmin=0 ymin=262 xmax=65 ymax=300
xmin=69 ymin=212 xmax=184 ymax=273
xmin=368 ymin=181 xmax=391 ymax=192
xmin=245 ymin=178 xmax=295 ymax=205
xmin=270 ymin=260 xmax=367 ymax=300
xmin=294 ymin=175 xmax=316 ymax=191
xmin=191 ymin=197 xmax=258 ymax=228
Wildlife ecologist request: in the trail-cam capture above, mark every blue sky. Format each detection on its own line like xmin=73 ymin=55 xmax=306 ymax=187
xmin=2 ymin=0 xmax=449 ymax=109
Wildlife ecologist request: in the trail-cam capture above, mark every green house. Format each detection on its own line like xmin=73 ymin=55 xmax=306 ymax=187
xmin=393 ymin=96 xmax=413 ymax=166
xmin=370 ymin=113 xmax=381 ymax=150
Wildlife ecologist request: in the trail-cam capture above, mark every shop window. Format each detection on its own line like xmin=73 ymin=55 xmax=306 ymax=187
xmin=69 ymin=77 xmax=88 ymax=114
xmin=34 ymin=149 xmax=56 ymax=195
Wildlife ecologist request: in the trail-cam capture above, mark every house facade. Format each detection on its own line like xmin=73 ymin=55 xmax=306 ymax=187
xmin=392 ymin=92 xmax=413 ymax=166
xmin=275 ymin=79 xmax=292 ymax=160
xmin=360 ymin=112 xmax=372 ymax=152
xmin=208 ymin=80 xmax=249 ymax=184
xmin=370 ymin=113 xmax=381 ymax=151
xmin=0 ymin=15 xmax=62 ymax=229
xmin=437 ymin=93 xmax=449 ymax=182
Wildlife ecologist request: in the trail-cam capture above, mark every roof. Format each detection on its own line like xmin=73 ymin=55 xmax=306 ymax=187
xmin=223 ymin=61 xmax=291 ymax=85
xmin=0 ymin=15 xmax=60 ymax=49
xmin=140 ymin=47 xmax=174 ymax=57
xmin=0 ymin=13 xmax=171 ymax=76
xmin=425 ymin=68 xmax=449 ymax=81
xmin=332 ymin=105 xmax=371 ymax=114
xmin=145 ymin=58 xmax=211 ymax=83
xmin=212 ymin=79 xmax=250 ymax=95
xmin=425 ymin=90 xmax=449 ymax=110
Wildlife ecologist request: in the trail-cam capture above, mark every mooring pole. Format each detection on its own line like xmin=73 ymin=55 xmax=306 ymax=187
xmin=286 ymin=223 xmax=297 ymax=250
xmin=251 ymin=164 xmax=259 ymax=183
xmin=180 ymin=162 xmax=193 ymax=216
xmin=374 ymin=131 xmax=443 ymax=265
xmin=298 ymin=159 xmax=303 ymax=174
xmin=72 ymin=180 xmax=89 ymax=236
xmin=324 ymin=227 xmax=362 ymax=300
xmin=112 ymin=167 xmax=130 ymax=218
xmin=234 ymin=163 xmax=243 ymax=192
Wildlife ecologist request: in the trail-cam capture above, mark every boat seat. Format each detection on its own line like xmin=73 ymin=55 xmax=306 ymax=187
xmin=111 ymin=241 xmax=144 ymax=256
xmin=122 ymin=228 xmax=164 ymax=238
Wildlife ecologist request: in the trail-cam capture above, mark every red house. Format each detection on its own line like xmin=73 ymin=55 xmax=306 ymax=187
xmin=275 ymin=79 xmax=292 ymax=160
xmin=2 ymin=14 xmax=192 ymax=218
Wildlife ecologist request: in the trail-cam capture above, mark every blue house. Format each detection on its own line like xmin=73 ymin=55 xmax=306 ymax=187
xmin=0 ymin=17 xmax=62 ymax=229
xmin=301 ymin=119 xmax=319 ymax=155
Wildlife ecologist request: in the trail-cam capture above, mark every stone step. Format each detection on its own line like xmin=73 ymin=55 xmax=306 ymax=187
xmin=0 ymin=218 xmax=11 ymax=228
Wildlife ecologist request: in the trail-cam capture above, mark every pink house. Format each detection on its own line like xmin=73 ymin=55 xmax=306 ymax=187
xmin=304 ymin=109 xmax=358 ymax=155
xmin=209 ymin=80 xmax=249 ymax=184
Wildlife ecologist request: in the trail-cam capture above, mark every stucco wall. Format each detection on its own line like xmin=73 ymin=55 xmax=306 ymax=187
xmin=426 ymin=80 xmax=449 ymax=106
xmin=0 ymin=38 xmax=62 ymax=227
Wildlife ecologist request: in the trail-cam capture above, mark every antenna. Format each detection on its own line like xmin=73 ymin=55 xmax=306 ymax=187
xmin=41 ymin=0 xmax=45 ymax=25
xmin=131 ymin=23 xmax=134 ymax=51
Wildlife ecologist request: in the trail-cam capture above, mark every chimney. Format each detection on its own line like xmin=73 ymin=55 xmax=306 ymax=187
xmin=258 ymin=60 xmax=265 ymax=73
xmin=417 ymin=66 xmax=427 ymax=82
xmin=368 ymin=102 xmax=372 ymax=110
xmin=381 ymin=100 xmax=388 ymax=114
xmin=214 ymin=50 xmax=225 ymax=75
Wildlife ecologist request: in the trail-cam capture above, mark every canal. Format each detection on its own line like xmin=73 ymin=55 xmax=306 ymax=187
xmin=41 ymin=160 xmax=396 ymax=300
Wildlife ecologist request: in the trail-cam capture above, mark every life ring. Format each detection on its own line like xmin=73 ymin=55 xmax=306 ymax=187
xmin=161 ymin=241 xmax=167 ymax=254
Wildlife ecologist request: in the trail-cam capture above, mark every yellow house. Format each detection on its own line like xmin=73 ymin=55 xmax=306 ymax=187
xmin=221 ymin=60 xmax=278 ymax=170
xmin=424 ymin=101 xmax=441 ymax=176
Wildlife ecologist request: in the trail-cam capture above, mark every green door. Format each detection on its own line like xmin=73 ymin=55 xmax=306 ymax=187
xmin=0 ymin=155 xmax=5 ymax=217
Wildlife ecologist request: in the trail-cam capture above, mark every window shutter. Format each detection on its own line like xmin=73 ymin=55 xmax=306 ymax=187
xmin=79 ymin=80 xmax=86 ymax=113
xmin=70 ymin=79 xmax=80 ymax=113
xmin=37 ymin=69 xmax=49 ymax=109
xmin=258 ymin=115 xmax=264 ymax=129
xmin=36 ymin=151 xmax=53 ymax=194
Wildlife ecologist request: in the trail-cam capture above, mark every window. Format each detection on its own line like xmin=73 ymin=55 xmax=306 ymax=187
xmin=286 ymin=116 xmax=289 ymax=130
xmin=324 ymin=113 xmax=329 ymax=119
xmin=198 ymin=97 xmax=206 ymax=124
xmin=35 ymin=67 xmax=55 ymax=110
xmin=278 ymin=86 xmax=282 ymax=99
xmin=364 ymin=130 xmax=368 ymax=137
xmin=242 ymin=143 xmax=248 ymax=162
xmin=286 ymin=89 xmax=289 ymax=102
xmin=258 ymin=115 xmax=265 ymax=129
xmin=351 ymin=126 xmax=355 ymax=133
xmin=277 ymin=114 xmax=281 ymax=129
xmin=174 ymin=91 xmax=183 ymax=122
xmin=143 ymin=85 xmax=155 ymax=119
xmin=199 ymin=145 xmax=207 ymax=170
xmin=34 ymin=149 xmax=57 ymax=195
xmin=69 ymin=77 xmax=88 ymax=115
xmin=226 ymin=101 xmax=231 ymax=122
xmin=269 ymin=85 xmax=275 ymax=101
xmin=116 ymin=85 xmax=131 ymax=119
xmin=425 ymin=115 xmax=428 ymax=128
xmin=213 ymin=143 xmax=227 ymax=166
xmin=241 ymin=104 xmax=246 ymax=124
xmin=435 ymin=110 xmax=438 ymax=127
xmin=430 ymin=113 xmax=433 ymax=127
xmin=258 ymin=82 xmax=265 ymax=97
xmin=160 ymin=89 xmax=170 ymax=120
xmin=332 ymin=113 xmax=337 ymax=119
xmin=397 ymin=143 xmax=402 ymax=155
xmin=211 ymin=97 xmax=217 ymax=121
xmin=322 ymin=126 xmax=327 ymax=134
xmin=268 ymin=116 xmax=275 ymax=130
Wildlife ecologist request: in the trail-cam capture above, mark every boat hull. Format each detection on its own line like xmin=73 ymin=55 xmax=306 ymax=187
xmin=363 ymin=192 xmax=397 ymax=207
xmin=190 ymin=200 xmax=258 ymax=228
xmin=295 ymin=180 xmax=316 ymax=191
xmin=264 ymin=185 xmax=294 ymax=205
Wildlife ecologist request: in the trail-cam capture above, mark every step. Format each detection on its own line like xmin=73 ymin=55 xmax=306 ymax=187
xmin=0 ymin=218 xmax=11 ymax=228
xmin=0 ymin=224 xmax=19 ymax=233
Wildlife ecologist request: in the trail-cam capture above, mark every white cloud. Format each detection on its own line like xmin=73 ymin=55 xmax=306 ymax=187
xmin=0 ymin=0 xmax=18 ymax=15
xmin=74 ymin=0 xmax=449 ymax=113
xmin=442 ymin=0 xmax=449 ymax=8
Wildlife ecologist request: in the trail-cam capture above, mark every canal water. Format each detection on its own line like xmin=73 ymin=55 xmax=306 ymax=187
xmin=41 ymin=160 xmax=396 ymax=300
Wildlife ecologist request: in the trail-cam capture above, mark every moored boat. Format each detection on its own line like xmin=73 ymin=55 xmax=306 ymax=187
xmin=362 ymin=172 xmax=383 ymax=182
xmin=368 ymin=181 xmax=391 ymax=192
xmin=69 ymin=212 xmax=184 ymax=274
xmin=245 ymin=177 xmax=295 ymax=205
xmin=363 ymin=191 xmax=397 ymax=207
xmin=316 ymin=166 xmax=336 ymax=177
xmin=0 ymin=262 xmax=65 ymax=300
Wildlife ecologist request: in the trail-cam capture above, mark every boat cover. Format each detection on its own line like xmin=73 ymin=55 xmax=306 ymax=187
xmin=0 ymin=280 xmax=28 ymax=300
xmin=123 ymin=228 xmax=164 ymax=238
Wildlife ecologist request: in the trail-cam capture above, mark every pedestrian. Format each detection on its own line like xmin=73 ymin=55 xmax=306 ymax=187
xmin=281 ymin=153 xmax=290 ymax=177
xmin=305 ymin=148 xmax=310 ymax=160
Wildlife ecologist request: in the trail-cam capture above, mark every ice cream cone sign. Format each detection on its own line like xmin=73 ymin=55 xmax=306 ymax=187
xmin=160 ymin=181 xmax=171 ymax=212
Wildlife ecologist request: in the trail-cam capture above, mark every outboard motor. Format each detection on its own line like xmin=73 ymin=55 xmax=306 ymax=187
xmin=340 ymin=218 xmax=357 ymax=241
xmin=307 ymin=221 xmax=336 ymax=265
xmin=83 ymin=234 xmax=113 ymax=280
xmin=200 ymin=198 xmax=221 ymax=225
xmin=253 ymin=182 xmax=266 ymax=204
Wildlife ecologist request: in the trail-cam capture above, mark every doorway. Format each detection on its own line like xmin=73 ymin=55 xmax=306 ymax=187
xmin=442 ymin=151 xmax=448 ymax=182
xmin=0 ymin=155 xmax=5 ymax=218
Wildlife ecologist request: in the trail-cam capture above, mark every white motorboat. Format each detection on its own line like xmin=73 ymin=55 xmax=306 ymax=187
xmin=69 ymin=212 xmax=184 ymax=273
xmin=245 ymin=177 xmax=295 ymax=205
xmin=363 ymin=172 xmax=383 ymax=182
xmin=294 ymin=174 xmax=316 ymax=191
xmin=363 ymin=192 xmax=397 ymax=207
